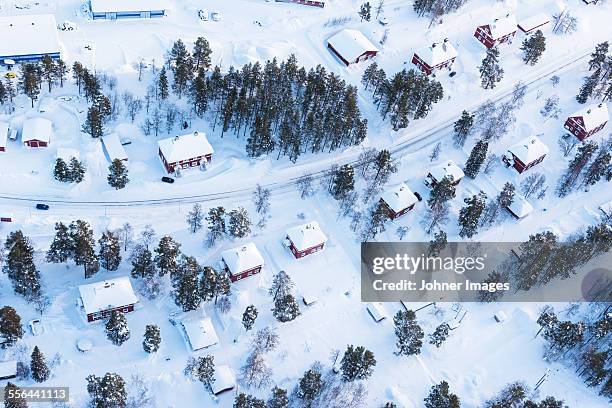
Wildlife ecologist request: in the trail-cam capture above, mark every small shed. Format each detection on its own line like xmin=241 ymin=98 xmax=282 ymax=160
xmin=180 ymin=313 xmax=219 ymax=351
xmin=412 ymin=39 xmax=458 ymax=75
xmin=474 ymin=14 xmax=517 ymax=48
xmin=380 ymin=183 xmax=419 ymax=220
xmin=494 ymin=311 xmax=507 ymax=323
xmin=327 ymin=29 xmax=379 ymax=66
xmin=0 ymin=122 xmax=8 ymax=152
xmin=506 ymin=196 xmax=534 ymax=220
xmin=285 ymin=222 xmax=328 ymax=259
xmin=22 ymin=118 xmax=52 ymax=148
xmin=302 ymin=291 xmax=319 ymax=306
xmin=78 ymin=276 xmax=138 ymax=322
xmin=212 ymin=365 xmax=236 ymax=395
xmin=366 ymin=302 xmax=387 ymax=322
xmin=564 ymin=103 xmax=609 ymax=141
xmin=517 ymin=14 xmax=550 ymax=34
xmin=502 ymin=135 xmax=549 ymax=173
xmin=221 ymin=243 xmax=265 ymax=282
xmin=426 ymin=160 xmax=464 ymax=187
xmin=102 ymin=133 xmax=128 ymax=162
xmin=0 ymin=360 xmax=17 ymax=380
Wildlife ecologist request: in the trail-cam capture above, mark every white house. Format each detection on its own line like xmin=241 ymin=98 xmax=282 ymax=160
xmin=158 ymin=131 xmax=214 ymax=173
xmin=506 ymin=196 xmax=534 ymax=220
xmin=212 ymin=365 xmax=236 ymax=395
xmin=102 ymin=133 xmax=128 ymax=162
xmin=221 ymin=243 xmax=265 ymax=282
xmin=517 ymin=14 xmax=550 ymax=34
xmin=180 ymin=313 xmax=219 ymax=351
xmin=0 ymin=360 xmax=17 ymax=380
xmin=78 ymin=276 xmax=139 ymax=322
xmin=366 ymin=302 xmax=387 ymax=322
xmin=285 ymin=222 xmax=328 ymax=259
xmin=22 ymin=118 xmax=52 ymax=148
xmin=0 ymin=14 xmax=60 ymax=62
xmin=327 ymin=29 xmax=379 ymax=65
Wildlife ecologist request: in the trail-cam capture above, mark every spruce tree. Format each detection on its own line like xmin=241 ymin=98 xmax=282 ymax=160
xmin=4 ymin=382 xmax=28 ymax=408
xmin=234 ymin=393 xmax=266 ymax=408
xmin=46 ymin=222 xmax=72 ymax=263
xmin=98 ymin=230 xmax=121 ymax=271
xmin=242 ymin=305 xmax=258 ymax=332
xmin=589 ymin=41 xmax=609 ymax=71
xmin=272 ymin=294 xmax=301 ymax=323
xmin=143 ymin=324 xmax=161 ymax=353
xmin=205 ymin=206 xmax=226 ymax=247
xmin=70 ymin=220 xmax=99 ymax=278
xmin=30 ymin=346 xmax=50 ymax=383
xmin=158 ymin=67 xmax=169 ymax=100
xmin=53 ymin=158 xmax=70 ymax=182
xmin=297 ymin=364 xmax=323 ymax=402
xmin=195 ymin=355 xmax=215 ymax=389
xmin=19 ymin=63 xmax=41 ymax=108
xmin=186 ymin=203 xmax=205 ymax=233
xmin=172 ymin=256 xmax=202 ymax=312
xmin=424 ymin=381 xmax=461 ymax=408
xmin=429 ymin=323 xmax=450 ymax=347
xmin=464 ymin=140 xmax=488 ymax=178
xmin=154 ymin=235 xmax=181 ymax=276
xmin=497 ymin=182 xmax=515 ymax=208
xmin=580 ymin=349 xmax=608 ymax=387
xmin=107 ymin=159 xmax=129 ymax=190
xmin=428 ymin=176 xmax=456 ymax=207
xmin=0 ymin=306 xmax=24 ymax=349
xmin=339 ymin=345 xmax=377 ymax=382
xmin=69 ymin=157 xmax=86 ymax=183
xmin=105 ymin=310 xmax=130 ymax=346
xmin=331 ymin=164 xmax=355 ymax=200
xmin=268 ymin=270 xmax=295 ymax=301
xmin=131 ymin=246 xmax=155 ymax=279
xmin=583 ymin=150 xmax=611 ymax=188
xmin=86 ymin=372 xmax=127 ymax=408
xmin=521 ymin=30 xmax=546 ymax=65
xmin=193 ymin=37 xmax=212 ymax=71
xmin=267 ymin=387 xmax=289 ymax=408
xmin=479 ymin=47 xmax=504 ymax=89
xmin=227 ymin=207 xmax=251 ymax=238
xmin=458 ymin=192 xmax=487 ymax=238
xmin=359 ymin=2 xmax=372 ymax=21
xmin=393 ymin=310 xmax=424 ymax=356
xmin=3 ymin=231 xmax=42 ymax=300
xmin=428 ymin=230 xmax=448 ymax=256
xmin=576 ymin=73 xmax=598 ymax=104
xmin=83 ymin=105 xmax=104 ymax=138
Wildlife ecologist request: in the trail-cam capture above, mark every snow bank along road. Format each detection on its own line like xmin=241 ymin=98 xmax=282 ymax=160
xmin=0 ymin=47 xmax=595 ymax=209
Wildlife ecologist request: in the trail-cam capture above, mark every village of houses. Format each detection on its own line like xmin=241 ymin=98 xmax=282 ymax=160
xmin=0 ymin=0 xmax=611 ymax=407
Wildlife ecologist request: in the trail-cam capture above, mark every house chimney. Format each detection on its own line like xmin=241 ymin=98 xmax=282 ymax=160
xmin=587 ymin=109 xmax=592 ymax=114
xmin=173 ymin=135 xmax=179 ymax=142
xmin=194 ymin=131 xmax=199 ymax=137
xmin=598 ymin=103 xmax=603 ymax=108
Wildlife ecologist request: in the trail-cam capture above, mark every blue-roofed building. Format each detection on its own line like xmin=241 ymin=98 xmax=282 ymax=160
xmin=0 ymin=14 xmax=61 ymax=63
xmin=89 ymin=0 xmax=167 ymax=20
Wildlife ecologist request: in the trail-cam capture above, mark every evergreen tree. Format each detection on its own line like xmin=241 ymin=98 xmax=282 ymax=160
xmin=542 ymin=319 xmax=585 ymax=359
xmin=40 ymin=55 xmax=55 ymax=92
xmin=521 ymin=30 xmax=546 ymax=65
xmin=458 ymin=192 xmax=487 ymax=238
xmin=557 ymin=141 xmax=598 ymax=196
xmin=580 ymin=349 xmax=608 ymax=387
xmin=105 ymin=310 xmax=130 ymax=346
xmin=331 ymin=164 xmax=355 ymax=200
xmin=158 ymin=67 xmax=169 ymax=100
xmin=424 ymin=381 xmax=461 ymax=408
xmin=69 ymin=157 xmax=86 ymax=183
xmin=142 ymin=324 xmax=161 ymax=353
xmin=242 ymin=305 xmax=258 ymax=332
xmin=464 ymin=140 xmax=488 ymax=178
xmin=69 ymin=220 xmax=99 ymax=278
xmin=172 ymin=256 xmax=202 ymax=312
xmin=268 ymin=270 xmax=295 ymax=301
xmin=234 ymin=393 xmax=266 ymax=408
xmin=131 ymin=246 xmax=155 ymax=278
xmin=82 ymin=105 xmax=104 ymax=138
xmin=479 ymin=47 xmax=504 ymax=89
xmin=154 ymin=235 xmax=181 ymax=276
xmin=53 ymin=158 xmax=70 ymax=182
xmin=583 ymin=149 xmax=611 ymax=188
xmin=4 ymin=382 xmax=28 ymax=408
xmin=193 ymin=37 xmax=212 ymax=71
xmin=576 ymin=73 xmax=599 ymax=104
xmin=186 ymin=203 xmax=205 ymax=233
xmin=340 ymin=345 xmax=377 ymax=382
xmin=360 ymin=202 xmax=388 ymax=240
xmin=3 ymin=231 xmax=42 ymax=300
xmin=513 ymin=232 xmax=558 ymax=291
xmin=0 ymin=306 xmax=24 ymax=349
xmin=589 ymin=41 xmax=609 ymax=71
xmin=428 ymin=230 xmax=448 ymax=256
xmin=54 ymin=58 xmax=68 ymax=87
xmin=98 ymin=230 xmax=121 ymax=271
xmin=429 ymin=323 xmax=450 ymax=347
xmin=107 ymin=159 xmax=129 ymax=190
xmin=30 ymin=346 xmax=50 ymax=383
xmin=497 ymin=182 xmax=515 ymax=208
xmin=19 ymin=63 xmax=41 ymax=108
xmin=267 ymin=387 xmax=289 ymax=408
xmin=46 ymin=222 xmax=72 ymax=264
xmin=86 ymin=372 xmax=127 ymax=408
xmin=428 ymin=176 xmax=456 ymax=207
xmin=297 ymin=364 xmax=323 ymax=402
xmin=205 ymin=206 xmax=226 ymax=247
xmin=227 ymin=207 xmax=252 ymax=238
xmin=393 ymin=310 xmax=424 ymax=356
xmin=359 ymin=2 xmax=372 ymax=21
xmin=272 ymin=294 xmax=301 ymax=323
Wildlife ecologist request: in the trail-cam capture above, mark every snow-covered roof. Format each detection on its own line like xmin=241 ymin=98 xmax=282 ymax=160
xmin=488 ymin=14 xmax=517 ymax=39
xmin=158 ymin=131 xmax=214 ymax=164
xmin=0 ymin=122 xmax=8 ymax=148
xmin=221 ymin=243 xmax=264 ymax=275
xmin=381 ymin=183 xmax=418 ymax=213
xmin=507 ymin=135 xmax=549 ymax=165
xmin=90 ymin=0 xmax=167 ymax=13
xmin=286 ymin=222 xmax=328 ymax=252
xmin=78 ymin=276 xmax=138 ymax=316
xmin=366 ymin=302 xmax=387 ymax=322
xmin=328 ymin=29 xmax=379 ymax=63
xmin=0 ymin=360 xmax=17 ymax=378
xmin=22 ymin=118 xmax=52 ymax=143
xmin=0 ymin=14 xmax=60 ymax=60
xmin=102 ymin=133 xmax=128 ymax=161
xmin=56 ymin=147 xmax=80 ymax=161
xmin=212 ymin=365 xmax=236 ymax=395
xmin=429 ymin=160 xmax=464 ymax=183
xmin=569 ymin=103 xmax=609 ymax=132
xmin=517 ymin=14 xmax=550 ymax=33
xmin=181 ymin=314 xmax=219 ymax=351
xmin=507 ymin=196 xmax=533 ymax=219
xmin=414 ymin=40 xmax=458 ymax=67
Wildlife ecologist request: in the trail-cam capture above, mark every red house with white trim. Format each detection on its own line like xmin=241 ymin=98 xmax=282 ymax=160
xmin=221 ymin=243 xmax=264 ymax=282
xmin=425 ymin=160 xmax=465 ymax=187
xmin=379 ymin=183 xmax=419 ymax=220
xmin=564 ymin=103 xmax=609 ymax=141
xmin=158 ymin=131 xmax=214 ymax=174
xmin=474 ymin=14 xmax=517 ymax=48
xmin=0 ymin=122 xmax=8 ymax=152
xmin=412 ymin=39 xmax=458 ymax=75
xmin=22 ymin=117 xmax=52 ymax=148
xmin=285 ymin=222 xmax=328 ymax=258
xmin=78 ymin=276 xmax=138 ymax=322
xmin=502 ymin=135 xmax=549 ymax=173
xmin=327 ymin=29 xmax=379 ymax=66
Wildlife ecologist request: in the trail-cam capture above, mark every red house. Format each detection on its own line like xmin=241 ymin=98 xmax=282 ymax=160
xmin=0 ymin=122 xmax=8 ymax=152
xmin=379 ymin=183 xmax=419 ymax=220
xmin=564 ymin=103 xmax=609 ymax=141
xmin=425 ymin=160 xmax=465 ymax=187
xmin=158 ymin=131 xmax=214 ymax=174
xmin=327 ymin=29 xmax=379 ymax=66
xmin=78 ymin=277 xmax=138 ymax=322
xmin=502 ymin=135 xmax=549 ymax=173
xmin=412 ymin=39 xmax=458 ymax=75
xmin=474 ymin=14 xmax=517 ymax=48
xmin=275 ymin=0 xmax=325 ymax=7
xmin=221 ymin=243 xmax=264 ymax=282
xmin=22 ymin=117 xmax=52 ymax=148
xmin=285 ymin=222 xmax=328 ymax=259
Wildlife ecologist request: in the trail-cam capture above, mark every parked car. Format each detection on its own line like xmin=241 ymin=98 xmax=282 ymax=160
xmin=211 ymin=11 xmax=222 ymax=21
xmin=58 ymin=21 xmax=77 ymax=31
xmin=198 ymin=9 xmax=208 ymax=21
xmin=28 ymin=319 xmax=43 ymax=336
xmin=35 ymin=204 xmax=50 ymax=210
xmin=378 ymin=16 xmax=389 ymax=26
xmin=161 ymin=176 xmax=175 ymax=184
xmin=4 ymin=71 xmax=16 ymax=79
xmin=414 ymin=192 xmax=422 ymax=201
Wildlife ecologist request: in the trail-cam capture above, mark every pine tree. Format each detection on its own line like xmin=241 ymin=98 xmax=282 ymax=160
xmin=82 ymin=105 xmax=104 ymax=138
xmin=242 ymin=305 xmax=258 ymax=332
xmin=131 ymin=246 xmax=155 ymax=278
xmin=583 ymin=149 xmax=611 ymax=188
xmin=267 ymin=387 xmax=289 ymax=408
xmin=105 ymin=311 xmax=130 ymax=346
xmin=268 ymin=270 xmax=295 ymax=301
xmin=331 ymin=164 xmax=355 ymax=200
xmin=19 ymin=63 xmax=41 ymax=108
xmin=234 ymin=393 xmax=266 ymax=408
xmin=154 ymin=235 xmax=181 ymax=276
xmin=359 ymin=2 xmax=372 ymax=21
xmin=86 ymin=372 xmax=127 ymax=408
xmin=4 ymin=382 xmax=28 ymax=408
xmin=205 ymin=206 xmax=226 ymax=247
xmin=0 ymin=306 xmax=24 ymax=349
xmin=53 ymin=158 xmax=70 ymax=182
xmin=98 ymin=230 xmax=121 ymax=271
xmin=70 ymin=220 xmax=99 ymax=278
xmin=340 ymin=345 xmax=377 ymax=382
xmin=576 ymin=73 xmax=599 ymax=104
xmin=429 ymin=323 xmax=450 ymax=347
xmin=458 ymin=192 xmax=487 ymax=238
xmin=193 ymin=37 xmax=212 ymax=71
xmin=54 ymin=58 xmax=68 ymax=87
xmin=428 ymin=230 xmax=448 ymax=256
xmin=172 ymin=256 xmax=202 ymax=312
xmin=107 ymin=159 xmax=129 ymax=190
xmin=513 ymin=232 xmax=558 ymax=291
xmin=46 ymin=222 xmax=72 ymax=263
xmin=158 ymin=67 xmax=169 ymax=100
xmin=557 ymin=141 xmax=598 ymax=196
xmin=428 ymin=176 xmax=456 ymax=207
xmin=497 ymin=182 xmax=515 ymax=208
xmin=3 ymin=231 xmax=42 ymax=300
xmin=69 ymin=157 xmax=86 ymax=183
xmin=272 ymin=294 xmax=301 ymax=323
xmin=227 ymin=207 xmax=252 ymax=238
xmin=186 ymin=203 xmax=205 ymax=233
xmin=424 ymin=381 xmax=461 ymax=408
xmin=30 ymin=346 xmax=50 ymax=383
xmin=589 ymin=42 xmax=609 ymax=71
xmin=580 ymin=349 xmax=608 ymax=387
xmin=479 ymin=47 xmax=504 ymax=89
xmin=393 ymin=310 xmax=424 ymax=356
xmin=143 ymin=324 xmax=161 ymax=353
xmin=521 ymin=30 xmax=546 ymax=65
xmin=464 ymin=140 xmax=488 ymax=178
xmin=297 ymin=364 xmax=323 ymax=402
xmin=40 ymin=55 xmax=55 ymax=92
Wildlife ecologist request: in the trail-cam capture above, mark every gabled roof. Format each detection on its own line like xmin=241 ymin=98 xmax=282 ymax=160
xmin=414 ymin=40 xmax=458 ymax=67
xmin=0 ymin=14 xmax=60 ymax=59
xmin=429 ymin=160 xmax=464 ymax=183
xmin=90 ymin=0 xmax=167 ymax=13
xmin=507 ymin=196 xmax=533 ymax=219
xmin=487 ymin=14 xmax=517 ymax=39
xmin=328 ymin=29 xmax=379 ymax=63
xmin=0 ymin=360 xmax=17 ymax=378
xmin=569 ymin=103 xmax=609 ymax=132
xmin=517 ymin=14 xmax=550 ymax=32
xmin=158 ymin=131 xmax=214 ymax=164
xmin=507 ymin=135 xmax=549 ymax=165
xmin=286 ymin=222 xmax=328 ymax=252
xmin=78 ymin=276 xmax=138 ymax=316
xmin=22 ymin=118 xmax=52 ymax=143
xmin=212 ymin=365 xmax=236 ymax=395
xmin=102 ymin=133 xmax=128 ymax=161
xmin=0 ymin=122 xmax=8 ymax=148
xmin=181 ymin=313 xmax=219 ymax=351
xmin=56 ymin=147 xmax=80 ymax=161
xmin=381 ymin=183 xmax=418 ymax=213
xmin=221 ymin=243 xmax=264 ymax=275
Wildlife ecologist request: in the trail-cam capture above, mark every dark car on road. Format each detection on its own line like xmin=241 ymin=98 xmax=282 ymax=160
xmin=161 ymin=176 xmax=175 ymax=184
xmin=36 ymin=203 xmax=50 ymax=210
